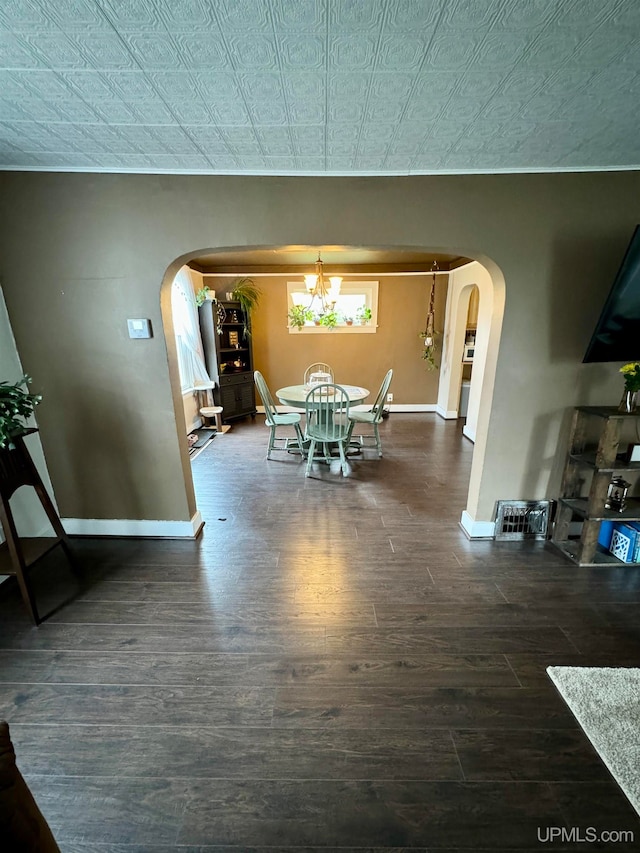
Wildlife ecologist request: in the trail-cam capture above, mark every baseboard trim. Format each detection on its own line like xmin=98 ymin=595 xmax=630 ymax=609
xmin=462 ymin=424 xmax=476 ymax=442
xmin=389 ymin=404 xmax=437 ymax=412
xmin=460 ymin=510 xmax=495 ymax=539
xmin=436 ymin=405 xmax=459 ymax=419
xmin=62 ymin=511 xmax=204 ymax=539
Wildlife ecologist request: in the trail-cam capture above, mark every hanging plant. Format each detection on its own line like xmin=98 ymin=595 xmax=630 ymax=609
xmin=231 ymin=278 xmax=262 ymax=338
xmin=420 ymin=262 xmax=439 ymax=371
xmin=0 ymin=375 xmax=42 ymax=449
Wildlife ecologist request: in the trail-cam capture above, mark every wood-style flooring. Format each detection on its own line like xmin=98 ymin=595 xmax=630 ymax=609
xmin=1 ymin=413 xmax=640 ymax=851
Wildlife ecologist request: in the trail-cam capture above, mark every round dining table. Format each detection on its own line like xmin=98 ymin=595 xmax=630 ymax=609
xmin=276 ymin=383 xmax=370 ymax=409
xmin=276 ymin=384 xmax=370 ymax=459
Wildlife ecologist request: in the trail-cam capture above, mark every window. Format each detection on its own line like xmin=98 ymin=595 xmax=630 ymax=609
xmin=287 ymin=280 xmax=379 ymax=333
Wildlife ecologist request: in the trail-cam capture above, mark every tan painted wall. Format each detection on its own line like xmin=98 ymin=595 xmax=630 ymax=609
xmin=0 ymin=171 xmax=638 ymax=524
xmin=202 ymin=274 xmax=445 ymax=403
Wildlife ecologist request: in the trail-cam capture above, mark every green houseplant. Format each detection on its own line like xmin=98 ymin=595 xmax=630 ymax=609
xmin=319 ymin=310 xmax=339 ymax=329
xmin=231 ymin=278 xmax=262 ymax=338
xmin=195 ymin=285 xmax=215 ymax=307
xmin=356 ymin=306 xmax=372 ymax=325
xmin=288 ymin=304 xmax=313 ymax=330
xmin=0 ymin=375 xmax=42 ymax=449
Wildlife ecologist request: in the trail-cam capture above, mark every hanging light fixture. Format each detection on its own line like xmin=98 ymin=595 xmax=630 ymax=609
xmin=304 ymin=252 xmax=342 ymax=315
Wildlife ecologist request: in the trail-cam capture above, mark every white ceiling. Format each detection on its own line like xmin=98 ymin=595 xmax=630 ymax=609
xmin=1 ymin=0 xmax=639 ymax=176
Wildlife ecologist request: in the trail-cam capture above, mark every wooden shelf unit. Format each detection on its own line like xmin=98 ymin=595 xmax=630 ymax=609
xmin=198 ymin=299 xmax=256 ymax=422
xmin=551 ymin=406 xmax=640 ymax=566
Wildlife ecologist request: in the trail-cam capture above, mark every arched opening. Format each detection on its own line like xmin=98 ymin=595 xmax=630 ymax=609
xmin=160 ymin=247 xmax=505 ymax=539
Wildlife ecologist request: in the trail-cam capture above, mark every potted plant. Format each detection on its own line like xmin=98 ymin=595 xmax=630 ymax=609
xmin=0 ymin=375 xmax=42 ymax=449
xmin=230 ymin=278 xmax=262 ymax=338
xmin=343 ymin=316 xmax=354 ymax=326
xmin=288 ymin=304 xmax=313 ymax=330
xmin=356 ymin=306 xmax=372 ymax=325
xmin=195 ymin=285 xmax=217 ymax=306
xmin=319 ymin=310 xmax=338 ymax=329
xmin=195 ymin=285 xmax=216 ymax=306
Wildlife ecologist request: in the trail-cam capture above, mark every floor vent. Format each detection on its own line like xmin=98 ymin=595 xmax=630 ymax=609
xmin=494 ymin=500 xmax=554 ymax=540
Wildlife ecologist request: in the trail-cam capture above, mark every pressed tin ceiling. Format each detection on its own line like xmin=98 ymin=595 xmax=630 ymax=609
xmin=0 ymin=0 xmax=639 ymax=176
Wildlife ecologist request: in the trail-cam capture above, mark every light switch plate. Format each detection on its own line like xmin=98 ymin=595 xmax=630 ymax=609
xmin=127 ymin=318 xmax=152 ymax=339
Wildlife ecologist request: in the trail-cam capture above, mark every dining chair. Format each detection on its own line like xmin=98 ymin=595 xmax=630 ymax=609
xmin=253 ymin=371 xmax=304 ymax=460
xmin=304 ymin=383 xmax=350 ymax=477
xmin=303 ymin=362 xmax=334 ymax=386
xmin=347 ymin=368 xmax=393 ymax=457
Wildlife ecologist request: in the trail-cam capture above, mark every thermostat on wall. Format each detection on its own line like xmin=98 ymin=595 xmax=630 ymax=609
xmin=127 ymin=318 xmax=152 ymax=339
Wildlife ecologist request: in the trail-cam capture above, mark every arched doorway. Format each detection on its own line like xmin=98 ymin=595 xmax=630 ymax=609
xmin=160 ymin=248 xmax=505 ymax=540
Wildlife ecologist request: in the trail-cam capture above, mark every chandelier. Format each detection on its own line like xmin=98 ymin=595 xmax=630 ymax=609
xmin=304 ymin=252 xmax=342 ymax=315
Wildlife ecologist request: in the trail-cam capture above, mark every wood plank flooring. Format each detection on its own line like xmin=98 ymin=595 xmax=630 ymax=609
xmin=1 ymin=413 xmax=640 ymax=850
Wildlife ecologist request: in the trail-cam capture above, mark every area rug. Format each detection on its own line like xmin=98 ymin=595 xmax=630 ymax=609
xmin=547 ymin=666 xmax=640 ymax=816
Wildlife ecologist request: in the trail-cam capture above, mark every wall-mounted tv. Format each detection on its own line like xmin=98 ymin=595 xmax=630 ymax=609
xmin=583 ymin=225 xmax=640 ymax=363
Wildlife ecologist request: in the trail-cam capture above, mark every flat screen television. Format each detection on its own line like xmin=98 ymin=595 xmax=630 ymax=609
xmin=583 ymin=225 xmax=640 ymax=363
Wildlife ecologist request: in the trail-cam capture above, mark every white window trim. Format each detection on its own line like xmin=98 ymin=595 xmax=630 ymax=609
xmin=286 ymin=280 xmax=379 ymax=334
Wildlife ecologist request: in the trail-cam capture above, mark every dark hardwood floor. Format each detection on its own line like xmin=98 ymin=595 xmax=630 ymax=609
xmin=1 ymin=413 xmax=640 ymax=851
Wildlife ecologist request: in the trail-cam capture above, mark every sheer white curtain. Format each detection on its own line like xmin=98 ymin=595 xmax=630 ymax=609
xmin=171 ymin=268 xmax=211 ymax=392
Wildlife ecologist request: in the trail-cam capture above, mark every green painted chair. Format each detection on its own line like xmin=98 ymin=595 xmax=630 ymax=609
xmin=253 ymin=371 xmax=304 ymax=459
xmin=303 ymin=362 xmax=334 ymax=386
xmin=347 ymin=368 xmax=393 ymax=457
xmin=304 ymin=383 xmax=351 ymax=477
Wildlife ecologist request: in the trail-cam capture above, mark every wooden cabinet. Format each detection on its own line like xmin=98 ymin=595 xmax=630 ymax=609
xmin=551 ymin=406 xmax=640 ymax=565
xmin=198 ymin=299 xmax=256 ymax=422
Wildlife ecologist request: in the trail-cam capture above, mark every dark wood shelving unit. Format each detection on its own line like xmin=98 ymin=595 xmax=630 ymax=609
xmin=551 ymin=406 xmax=640 ymax=566
xmin=198 ymin=299 xmax=256 ymax=422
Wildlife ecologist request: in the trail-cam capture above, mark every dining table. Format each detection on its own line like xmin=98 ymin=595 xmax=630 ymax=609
xmin=276 ymin=383 xmax=370 ymax=410
xmin=276 ymin=383 xmax=370 ymax=458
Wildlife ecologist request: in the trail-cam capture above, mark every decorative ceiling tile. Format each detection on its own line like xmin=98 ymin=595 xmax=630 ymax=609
xmin=22 ymin=32 xmax=91 ymax=68
xmin=97 ymin=0 xmax=164 ymax=32
xmin=0 ymin=0 xmax=638 ymax=173
xmin=227 ymin=35 xmax=278 ymax=69
xmin=0 ymin=0 xmax=56 ymax=31
xmin=69 ymin=32 xmax=137 ymax=68
xmin=272 ymin=0 xmax=325 ymax=31
xmin=385 ymin=0 xmax=443 ymax=32
xmin=425 ymin=33 xmax=483 ymax=70
xmin=129 ymin=101 xmax=178 ymax=123
xmin=0 ymin=33 xmax=44 ymax=67
xmin=440 ymin=0 xmax=503 ymax=31
xmin=331 ymin=0 xmax=384 ymax=32
xmin=377 ymin=36 xmax=429 ymax=70
xmin=100 ymin=71 xmax=158 ymax=100
xmin=156 ymin=0 xmax=214 ymax=30
xmin=329 ymin=36 xmax=378 ymax=69
xmin=278 ymin=36 xmax=324 ymax=69
xmin=254 ymin=128 xmax=293 ymax=155
xmin=46 ymin=0 xmax=110 ymax=31
xmin=215 ymin=0 xmax=270 ymax=32
xmin=122 ymin=33 xmax=181 ymax=70
xmin=495 ymin=0 xmax=558 ymax=31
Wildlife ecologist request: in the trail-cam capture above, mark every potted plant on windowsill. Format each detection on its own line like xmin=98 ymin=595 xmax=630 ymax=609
xmin=356 ymin=306 xmax=372 ymax=325
xmin=288 ymin=305 xmax=313 ymax=330
xmin=319 ymin=310 xmax=339 ymax=329
xmin=0 ymin=375 xmax=42 ymax=450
